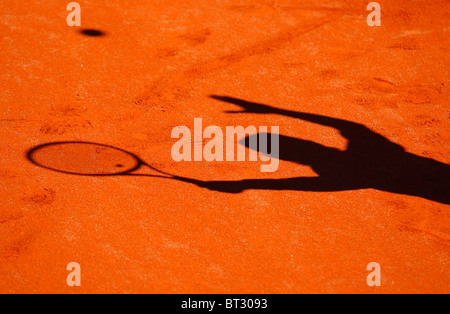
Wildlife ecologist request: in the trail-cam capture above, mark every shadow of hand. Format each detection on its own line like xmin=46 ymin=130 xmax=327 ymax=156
xmin=210 ymin=95 xmax=280 ymax=114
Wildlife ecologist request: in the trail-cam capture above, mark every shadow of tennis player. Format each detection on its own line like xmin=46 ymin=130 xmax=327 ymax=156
xmin=183 ymin=96 xmax=450 ymax=205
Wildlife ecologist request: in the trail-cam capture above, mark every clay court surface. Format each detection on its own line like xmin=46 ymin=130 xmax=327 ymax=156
xmin=0 ymin=0 xmax=449 ymax=293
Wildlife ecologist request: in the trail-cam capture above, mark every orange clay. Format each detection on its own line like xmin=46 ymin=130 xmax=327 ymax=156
xmin=0 ymin=0 xmax=448 ymax=293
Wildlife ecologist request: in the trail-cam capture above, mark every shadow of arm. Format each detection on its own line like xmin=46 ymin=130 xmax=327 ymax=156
xmin=211 ymin=95 xmax=404 ymax=150
xmin=179 ymin=176 xmax=349 ymax=193
xmin=211 ymin=95 xmax=363 ymax=130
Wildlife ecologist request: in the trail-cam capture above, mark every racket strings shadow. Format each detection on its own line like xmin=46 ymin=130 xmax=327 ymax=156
xmin=26 ymin=142 xmax=175 ymax=179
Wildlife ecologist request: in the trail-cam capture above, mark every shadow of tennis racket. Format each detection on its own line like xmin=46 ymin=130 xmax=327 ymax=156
xmin=27 ymin=141 xmax=189 ymax=181
xmin=26 ymin=141 xmax=252 ymax=194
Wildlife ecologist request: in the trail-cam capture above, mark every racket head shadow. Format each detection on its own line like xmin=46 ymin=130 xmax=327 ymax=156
xmin=27 ymin=141 xmax=143 ymax=176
